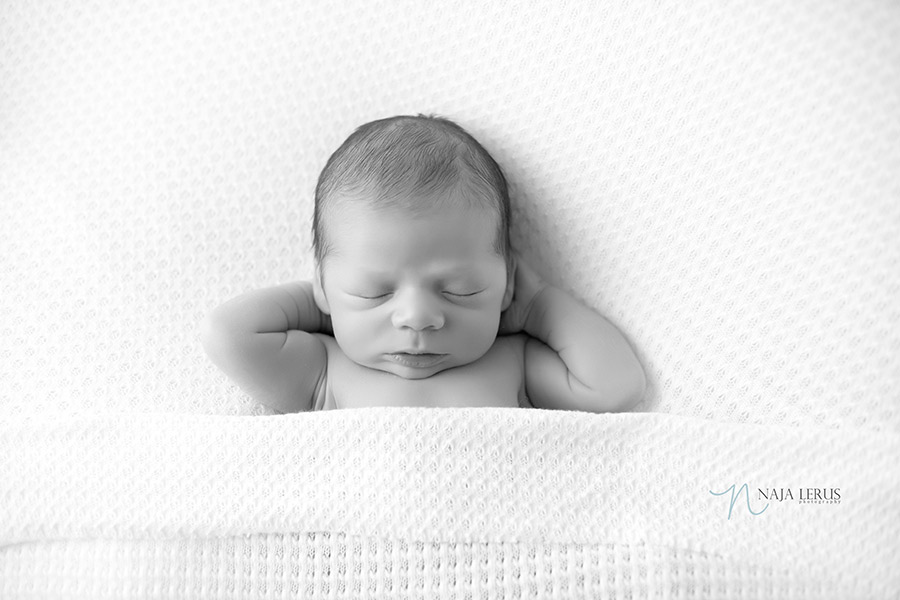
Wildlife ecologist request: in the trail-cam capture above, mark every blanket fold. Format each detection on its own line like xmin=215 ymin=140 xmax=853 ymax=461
xmin=2 ymin=408 xmax=898 ymax=595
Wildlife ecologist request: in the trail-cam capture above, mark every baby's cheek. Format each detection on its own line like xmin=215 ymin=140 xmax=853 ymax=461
xmin=331 ymin=311 xmax=369 ymax=349
xmin=460 ymin=310 xmax=501 ymax=353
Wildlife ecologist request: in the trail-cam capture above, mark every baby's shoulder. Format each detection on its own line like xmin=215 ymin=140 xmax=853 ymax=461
xmin=309 ymin=333 xmax=342 ymax=410
xmin=495 ymin=332 xmax=528 ymax=351
xmin=311 ymin=332 xmax=339 ymax=352
xmin=494 ymin=333 xmax=530 ymax=408
xmin=493 ymin=333 xmax=529 ymax=367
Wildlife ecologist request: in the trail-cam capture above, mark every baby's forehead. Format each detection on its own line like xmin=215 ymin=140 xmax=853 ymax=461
xmin=326 ymin=195 xmax=499 ymax=234
xmin=320 ymin=191 xmax=505 ymax=269
xmin=323 ymin=223 xmax=502 ymax=277
xmin=330 ymin=184 xmax=491 ymax=215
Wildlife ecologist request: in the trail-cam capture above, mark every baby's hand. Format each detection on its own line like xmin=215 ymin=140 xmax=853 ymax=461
xmin=498 ymin=254 xmax=549 ymax=335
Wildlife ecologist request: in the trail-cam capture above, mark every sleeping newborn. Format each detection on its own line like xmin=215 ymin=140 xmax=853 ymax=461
xmin=201 ymin=114 xmax=646 ymax=413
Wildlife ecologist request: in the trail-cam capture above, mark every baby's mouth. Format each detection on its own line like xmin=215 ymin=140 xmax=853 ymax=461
xmin=386 ymin=352 xmax=447 ymax=368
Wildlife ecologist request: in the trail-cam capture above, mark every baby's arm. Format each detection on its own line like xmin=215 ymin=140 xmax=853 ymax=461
xmin=200 ymin=281 xmax=330 ymax=413
xmin=502 ymin=258 xmax=647 ymax=413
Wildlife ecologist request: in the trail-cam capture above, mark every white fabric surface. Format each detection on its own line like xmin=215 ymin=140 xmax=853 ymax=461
xmin=1 ymin=0 xmax=897 ymax=430
xmin=1 ymin=0 xmax=898 ymax=597
xmin=2 ymin=408 xmax=898 ymax=598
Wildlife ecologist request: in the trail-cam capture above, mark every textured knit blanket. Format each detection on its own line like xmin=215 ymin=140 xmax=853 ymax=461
xmin=2 ymin=408 xmax=898 ymax=597
xmin=2 ymin=0 xmax=899 ymax=598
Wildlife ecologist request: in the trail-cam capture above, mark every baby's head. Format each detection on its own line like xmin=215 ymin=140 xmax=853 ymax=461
xmin=311 ymin=114 xmax=515 ymax=379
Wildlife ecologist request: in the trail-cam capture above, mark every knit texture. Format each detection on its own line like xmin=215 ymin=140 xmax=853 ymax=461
xmin=2 ymin=409 xmax=898 ymax=598
xmin=1 ymin=0 xmax=899 ymax=597
xmin=1 ymin=0 xmax=897 ymax=430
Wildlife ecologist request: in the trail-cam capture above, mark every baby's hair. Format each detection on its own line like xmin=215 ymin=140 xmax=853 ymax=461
xmin=312 ymin=113 xmax=512 ymax=277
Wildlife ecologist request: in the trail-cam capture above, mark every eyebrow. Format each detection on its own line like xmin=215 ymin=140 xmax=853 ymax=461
xmin=354 ymin=263 xmax=482 ymax=277
xmin=343 ymin=268 xmax=485 ymax=288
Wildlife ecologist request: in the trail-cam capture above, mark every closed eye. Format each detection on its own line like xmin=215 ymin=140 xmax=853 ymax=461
xmin=356 ymin=292 xmax=392 ymax=300
xmin=444 ymin=290 xmax=484 ymax=297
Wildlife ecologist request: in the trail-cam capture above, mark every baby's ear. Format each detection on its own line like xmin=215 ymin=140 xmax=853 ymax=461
xmin=501 ymin=257 xmax=516 ymax=311
xmin=312 ymin=267 xmax=331 ymax=315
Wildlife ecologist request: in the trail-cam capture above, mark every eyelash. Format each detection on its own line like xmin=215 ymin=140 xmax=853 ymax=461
xmin=357 ymin=290 xmax=482 ymax=300
xmin=446 ymin=291 xmax=481 ymax=297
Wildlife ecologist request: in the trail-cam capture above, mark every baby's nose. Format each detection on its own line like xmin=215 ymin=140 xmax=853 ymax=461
xmin=391 ymin=290 xmax=445 ymax=331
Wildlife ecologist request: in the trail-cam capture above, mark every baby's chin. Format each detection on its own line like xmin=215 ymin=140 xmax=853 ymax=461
xmin=375 ymin=361 xmax=453 ymax=380
xmin=358 ymin=354 xmax=468 ymax=380
xmin=384 ymin=366 xmax=442 ymax=380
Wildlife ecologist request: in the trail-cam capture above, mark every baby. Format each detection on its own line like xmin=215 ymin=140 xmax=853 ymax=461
xmin=201 ymin=114 xmax=647 ymax=413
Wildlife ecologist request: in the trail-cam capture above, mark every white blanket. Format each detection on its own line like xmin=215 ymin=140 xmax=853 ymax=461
xmin=2 ymin=408 xmax=898 ymax=597
xmin=2 ymin=0 xmax=898 ymax=597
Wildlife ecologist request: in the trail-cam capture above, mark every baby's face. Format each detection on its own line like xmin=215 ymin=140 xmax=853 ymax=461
xmin=315 ymin=198 xmax=511 ymax=380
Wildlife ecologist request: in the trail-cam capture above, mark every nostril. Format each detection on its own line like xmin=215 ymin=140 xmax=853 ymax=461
xmin=390 ymin=292 xmax=445 ymax=330
xmin=393 ymin=312 xmax=444 ymax=331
